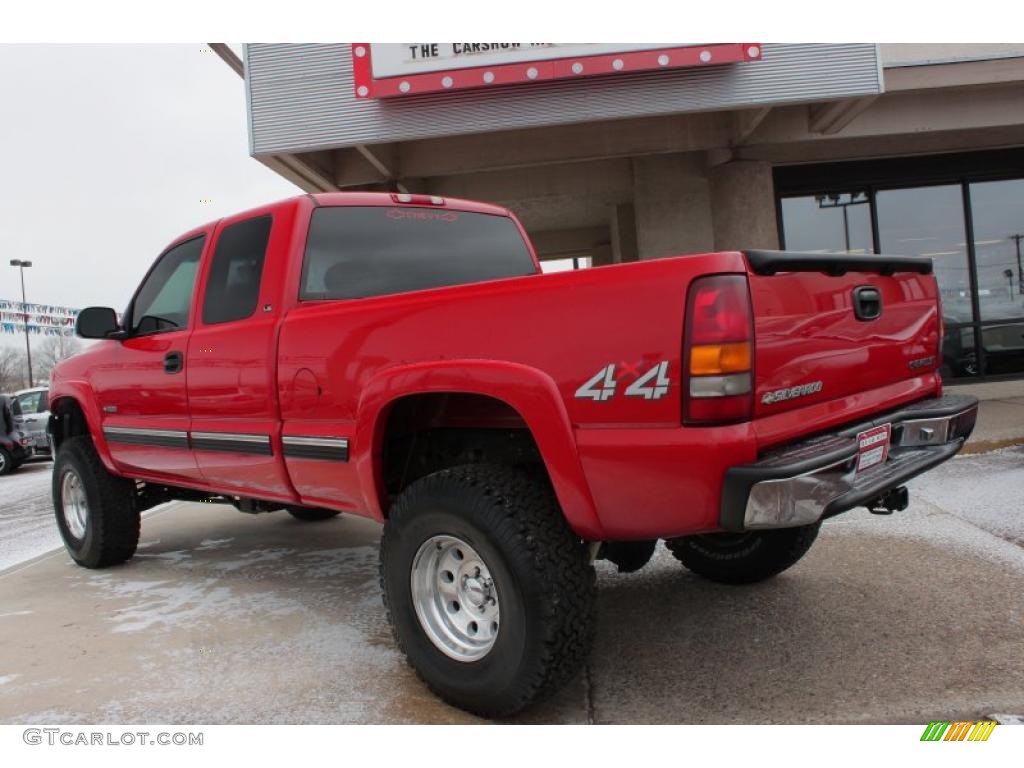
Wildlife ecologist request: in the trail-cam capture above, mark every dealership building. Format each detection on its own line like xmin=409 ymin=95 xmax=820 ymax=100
xmin=226 ymin=43 xmax=1024 ymax=381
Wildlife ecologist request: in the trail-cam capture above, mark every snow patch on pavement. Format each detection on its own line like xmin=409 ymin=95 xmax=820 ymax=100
xmin=196 ymin=538 xmax=234 ymax=550
xmin=0 ymin=674 xmax=20 ymax=685
xmin=82 ymin=573 xmax=302 ymax=634
xmin=990 ymin=713 xmax=1024 ymax=725
xmin=134 ymin=549 xmax=193 ymax=564
xmin=0 ymin=463 xmax=60 ymax=572
xmin=210 ymin=547 xmax=295 ymax=572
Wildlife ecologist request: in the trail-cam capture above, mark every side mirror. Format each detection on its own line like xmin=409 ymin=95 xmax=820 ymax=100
xmin=75 ymin=307 xmax=122 ymax=339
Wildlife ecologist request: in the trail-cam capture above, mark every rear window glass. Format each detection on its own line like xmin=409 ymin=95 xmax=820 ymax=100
xmin=300 ymin=206 xmax=536 ymax=300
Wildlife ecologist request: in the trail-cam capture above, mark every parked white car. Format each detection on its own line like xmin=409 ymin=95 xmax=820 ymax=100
xmin=10 ymin=386 xmax=50 ymax=459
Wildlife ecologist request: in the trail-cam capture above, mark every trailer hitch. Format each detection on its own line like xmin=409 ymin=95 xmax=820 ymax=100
xmin=866 ymin=485 xmax=909 ymax=515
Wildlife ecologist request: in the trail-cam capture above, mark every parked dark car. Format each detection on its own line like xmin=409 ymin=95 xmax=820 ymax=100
xmin=1 ymin=395 xmax=34 ymax=475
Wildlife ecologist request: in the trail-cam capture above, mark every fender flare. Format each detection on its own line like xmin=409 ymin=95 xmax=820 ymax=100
xmin=354 ymin=359 xmax=605 ymax=540
xmin=49 ymin=382 xmax=118 ymax=474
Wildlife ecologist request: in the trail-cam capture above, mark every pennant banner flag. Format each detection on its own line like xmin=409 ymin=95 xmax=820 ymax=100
xmin=0 ymin=299 xmax=79 ymax=337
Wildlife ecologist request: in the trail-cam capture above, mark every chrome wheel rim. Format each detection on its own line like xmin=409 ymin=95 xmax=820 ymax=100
xmin=0 ymin=451 xmax=6 ymax=473
xmin=61 ymin=469 xmax=89 ymax=540
xmin=410 ymin=535 xmax=500 ymax=662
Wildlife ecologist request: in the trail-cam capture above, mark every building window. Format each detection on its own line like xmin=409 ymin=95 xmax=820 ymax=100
xmin=540 ymin=257 xmax=593 ymax=273
xmin=779 ymin=192 xmax=872 ymax=254
xmin=967 ymin=179 xmax=1024 ymax=376
xmin=775 ymin=149 xmax=1024 ymax=381
xmin=876 ymin=185 xmax=973 ymax=325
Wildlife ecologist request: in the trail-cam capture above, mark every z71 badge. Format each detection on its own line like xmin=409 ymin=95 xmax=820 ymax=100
xmin=575 ymin=362 xmax=671 ymax=401
xmin=761 ymin=380 xmax=823 ymax=405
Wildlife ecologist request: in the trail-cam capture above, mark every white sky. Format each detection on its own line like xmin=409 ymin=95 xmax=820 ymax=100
xmin=0 ymin=44 xmax=298 ymax=346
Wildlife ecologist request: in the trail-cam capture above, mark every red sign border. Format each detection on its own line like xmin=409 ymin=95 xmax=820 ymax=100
xmin=352 ymin=43 xmax=762 ymax=100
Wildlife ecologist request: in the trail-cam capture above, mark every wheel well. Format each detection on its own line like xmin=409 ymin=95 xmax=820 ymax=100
xmin=379 ymin=393 xmax=546 ymax=513
xmin=50 ymin=397 xmax=91 ymax=452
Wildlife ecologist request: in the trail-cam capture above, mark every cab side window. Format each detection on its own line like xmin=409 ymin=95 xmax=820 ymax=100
xmin=202 ymin=216 xmax=272 ymax=325
xmin=131 ymin=236 xmax=205 ymax=335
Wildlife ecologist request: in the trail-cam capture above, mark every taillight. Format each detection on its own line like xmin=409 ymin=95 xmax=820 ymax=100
xmin=683 ymin=274 xmax=754 ymax=425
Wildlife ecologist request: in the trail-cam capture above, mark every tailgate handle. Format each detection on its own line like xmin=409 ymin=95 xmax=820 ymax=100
xmin=853 ymin=286 xmax=882 ymax=321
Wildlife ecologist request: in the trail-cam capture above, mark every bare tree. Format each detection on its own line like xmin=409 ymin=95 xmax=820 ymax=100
xmin=0 ymin=347 xmax=28 ymax=392
xmin=34 ymin=335 xmax=81 ymax=383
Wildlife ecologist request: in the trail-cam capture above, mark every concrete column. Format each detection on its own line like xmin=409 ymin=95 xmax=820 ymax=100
xmin=609 ymin=203 xmax=638 ymax=263
xmin=632 ymin=153 xmax=715 ymax=259
xmin=708 ymin=160 xmax=780 ymax=251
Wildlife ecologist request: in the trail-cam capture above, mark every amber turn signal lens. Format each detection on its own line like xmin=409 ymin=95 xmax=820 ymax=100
xmin=689 ymin=342 xmax=752 ymax=375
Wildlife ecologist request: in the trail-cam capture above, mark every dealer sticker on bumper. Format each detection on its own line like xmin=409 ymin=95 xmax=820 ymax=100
xmin=856 ymin=423 xmax=892 ymax=472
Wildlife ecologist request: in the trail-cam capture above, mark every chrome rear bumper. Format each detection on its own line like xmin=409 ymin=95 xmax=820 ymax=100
xmin=720 ymin=394 xmax=979 ymax=531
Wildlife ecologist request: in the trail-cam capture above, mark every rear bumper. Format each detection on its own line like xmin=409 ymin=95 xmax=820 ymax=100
xmin=720 ymin=394 xmax=979 ymax=531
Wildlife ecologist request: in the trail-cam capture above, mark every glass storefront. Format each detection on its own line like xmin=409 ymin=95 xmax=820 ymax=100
xmin=775 ymin=150 xmax=1024 ymax=381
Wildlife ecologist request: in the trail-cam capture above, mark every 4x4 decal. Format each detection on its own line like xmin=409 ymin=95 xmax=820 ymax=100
xmin=575 ymin=362 xmax=671 ymax=401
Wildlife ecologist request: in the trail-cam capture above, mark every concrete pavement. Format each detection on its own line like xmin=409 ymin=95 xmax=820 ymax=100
xmin=952 ymin=380 xmax=1024 ymax=453
xmin=1 ymin=447 xmax=1022 ymax=724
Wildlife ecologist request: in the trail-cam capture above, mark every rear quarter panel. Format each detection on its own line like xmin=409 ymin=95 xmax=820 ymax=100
xmin=277 ymin=252 xmax=748 ymax=534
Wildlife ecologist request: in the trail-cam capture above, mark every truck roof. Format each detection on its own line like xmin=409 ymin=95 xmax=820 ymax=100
xmin=167 ymin=192 xmax=516 ymax=254
xmin=310 ymin=192 xmax=513 ymax=217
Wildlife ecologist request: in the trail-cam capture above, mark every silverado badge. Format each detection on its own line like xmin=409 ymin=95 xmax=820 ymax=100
xmin=761 ymin=380 xmax=824 ymax=405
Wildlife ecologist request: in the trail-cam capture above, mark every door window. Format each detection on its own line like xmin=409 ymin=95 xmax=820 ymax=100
xmin=203 ymin=216 xmax=272 ymax=325
xmin=131 ymin=236 xmax=205 ymax=335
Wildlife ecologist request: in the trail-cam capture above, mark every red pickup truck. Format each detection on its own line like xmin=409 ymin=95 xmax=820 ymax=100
xmin=49 ymin=192 xmax=977 ymax=717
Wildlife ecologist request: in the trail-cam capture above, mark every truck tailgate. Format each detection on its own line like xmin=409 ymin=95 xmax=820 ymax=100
xmin=745 ymin=251 xmax=941 ymax=421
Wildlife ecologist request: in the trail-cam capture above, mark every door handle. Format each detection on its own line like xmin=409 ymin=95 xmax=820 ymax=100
xmin=164 ymin=351 xmax=184 ymax=374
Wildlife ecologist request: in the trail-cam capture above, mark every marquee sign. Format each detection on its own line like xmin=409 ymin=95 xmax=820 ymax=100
xmin=352 ymin=43 xmax=762 ymax=99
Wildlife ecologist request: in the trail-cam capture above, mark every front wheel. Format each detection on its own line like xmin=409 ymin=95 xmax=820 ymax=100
xmin=53 ymin=436 xmax=140 ymax=568
xmin=0 ymin=447 xmax=14 ymax=475
xmin=665 ymin=524 xmax=820 ymax=585
xmin=380 ymin=464 xmax=595 ymax=718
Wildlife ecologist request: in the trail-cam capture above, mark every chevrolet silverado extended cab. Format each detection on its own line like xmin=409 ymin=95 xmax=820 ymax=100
xmin=49 ymin=192 xmax=978 ymax=717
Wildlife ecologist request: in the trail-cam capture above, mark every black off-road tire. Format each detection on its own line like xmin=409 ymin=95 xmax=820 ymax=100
xmin=0 ymin=447 xmax=13 ymax=476
xmin=287 ymin=506 xmax=341 ymax=522
xmin=665 ymin=524 xmax=820 ymax=585
xmin=53 ymin=436 xmax=140 ymax=568
xmin=380 ymin=464 xmax=596 ymax=718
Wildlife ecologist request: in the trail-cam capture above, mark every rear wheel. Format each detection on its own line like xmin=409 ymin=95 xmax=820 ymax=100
xmin=0 ymin=447 xmax=12 ymax=476
xmin=665 ymin=524 xmax=820 ymax=584
xmin=380 ymin=464 xmax=595 ymax=718
xmin=286 ymin=506 xmax=341 ymax=522
xmin=53 ymin=436 xmax=139 ymax=568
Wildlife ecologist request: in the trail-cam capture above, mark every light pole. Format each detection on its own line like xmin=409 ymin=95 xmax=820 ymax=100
xmin=816 ymin=192 xmax=869 ymax=252
xmin=1011 ymin=234 xmax=1024 ymax=297
xmin=9 ymin=259 xmax=34 ymax=388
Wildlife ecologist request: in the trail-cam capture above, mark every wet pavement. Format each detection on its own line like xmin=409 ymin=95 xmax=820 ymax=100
xmin=1 ymin=447 xmax=1022 ymax=724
